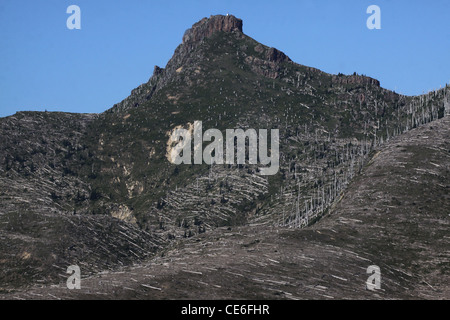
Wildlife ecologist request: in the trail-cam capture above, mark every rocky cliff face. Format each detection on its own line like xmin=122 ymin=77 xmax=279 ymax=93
xmin=332 ymin=74 xmax=380 ymax=88
xmin=182 ymin=14 xmax=243 ymax=44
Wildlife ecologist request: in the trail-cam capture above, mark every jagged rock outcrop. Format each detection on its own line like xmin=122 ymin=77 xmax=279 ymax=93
xmin=243 ymin=46 xmax=292 ymax=79
xmin=332 ymin=74 xmax=380 ymax=87
xmin=266 ymin=47 xmax=291 ymax=63
xmin=182 ymin=14 xmax=243 ymax=44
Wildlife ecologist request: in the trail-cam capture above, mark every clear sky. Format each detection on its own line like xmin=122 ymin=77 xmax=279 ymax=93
xmin=1 ymin=0 xmax=449 ymax=117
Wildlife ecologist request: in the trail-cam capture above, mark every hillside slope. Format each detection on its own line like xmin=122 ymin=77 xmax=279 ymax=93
xmin=2 ymin=117 xmax=448 ymax=299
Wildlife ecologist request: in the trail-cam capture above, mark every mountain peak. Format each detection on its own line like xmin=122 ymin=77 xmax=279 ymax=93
xmin=182 ymin=14 xmax=243 ymax=44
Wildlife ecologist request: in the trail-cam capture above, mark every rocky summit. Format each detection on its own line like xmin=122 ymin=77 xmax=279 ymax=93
xmin=0 ymin=15 xmax=449 ymax=299
xmin=182 ymin=14 xmax=243 ymax=44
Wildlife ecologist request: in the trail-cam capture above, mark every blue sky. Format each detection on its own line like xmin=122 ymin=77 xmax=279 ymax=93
xmin=1 ymin=0 xmax=449 ymax=117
